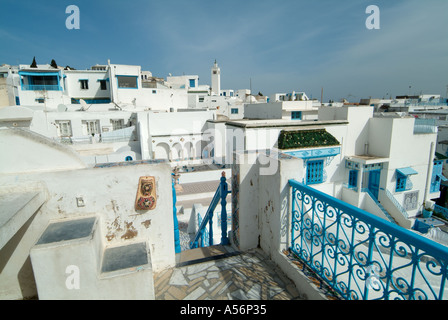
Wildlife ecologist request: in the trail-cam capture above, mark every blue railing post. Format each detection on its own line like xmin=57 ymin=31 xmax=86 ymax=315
xmin=220 ymin=171 xmax=230 ymax=245
xmin=172 ymin=173 xmax=181 ymax=253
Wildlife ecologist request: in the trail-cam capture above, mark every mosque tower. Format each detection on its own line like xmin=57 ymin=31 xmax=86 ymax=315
xmin=211 ymin=60 xmax=221 ymax=96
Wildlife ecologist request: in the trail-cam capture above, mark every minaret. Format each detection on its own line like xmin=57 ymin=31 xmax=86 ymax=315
xmin=211 ymin=59 xmax=221 ymax=96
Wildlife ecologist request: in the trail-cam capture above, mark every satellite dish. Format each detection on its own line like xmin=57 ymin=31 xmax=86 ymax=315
xmin=57 ymin=104 xmax=67 ymax=112
xmin=79 ymin=99 xmax=88 ymax=111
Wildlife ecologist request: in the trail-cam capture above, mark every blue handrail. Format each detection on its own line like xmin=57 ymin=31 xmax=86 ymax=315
xmin=362 ymin=188 xmax=396 ymax=224
xmin=172 ymin=173 xmax=181 ymax=253
xmin=289 ymin=179 xmax=448 ymax=300
xmin=381 ymin=187 xmax=409 ymax=219
xmin=190 ymin=172 xmax=230 ymax=249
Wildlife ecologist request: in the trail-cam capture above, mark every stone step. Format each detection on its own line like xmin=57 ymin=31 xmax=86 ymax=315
xmin=31 ymin=216 xmax=155 ymax=299
xmin=35 ymin=216 xmax=97 ymax=246
xmin=175 ymin=245 xmax=240 ymax=267
xmin=101 ymin=242 xmax=150 ymax=276
xmin=0 ymin=191 xmax=46 ymax=250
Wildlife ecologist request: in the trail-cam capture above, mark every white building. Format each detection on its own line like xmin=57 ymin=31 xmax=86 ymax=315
xmin=245 ymin=91 xmax=318 ymax=121
xmin=226 ymin=106 xmax=441 ymax=228
xmin=5 ymin=61 xmax=189 ymax=112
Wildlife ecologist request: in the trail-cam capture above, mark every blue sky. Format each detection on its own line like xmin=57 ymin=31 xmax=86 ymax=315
xmin=0 ymin=0 xmax=447 ymax=101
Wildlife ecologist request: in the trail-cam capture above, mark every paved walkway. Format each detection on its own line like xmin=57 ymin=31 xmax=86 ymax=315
xmin=153 ymin=247 xmax=306 ymax=300
xmin=161 ymin=179 xmax=305 ymax=301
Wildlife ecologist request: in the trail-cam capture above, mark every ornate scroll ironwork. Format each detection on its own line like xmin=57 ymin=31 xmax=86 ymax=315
xmin=289 ymin=179 xmax=448 ymax=300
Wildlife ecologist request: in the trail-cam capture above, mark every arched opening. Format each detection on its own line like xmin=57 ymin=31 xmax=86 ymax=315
xmin=154 ymin=142 xmax=170 ymax=160
xmin=172 ymin=143 xmax=182 ymax=161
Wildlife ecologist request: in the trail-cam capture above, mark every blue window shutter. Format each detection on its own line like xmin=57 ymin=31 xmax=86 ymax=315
xmin=396 ymin=174 xmax=407 ymax=192
xmin=348 ymin=170 xmax=358 ymax=188
xmin=307 ymin=160 xmax=324 ymax=185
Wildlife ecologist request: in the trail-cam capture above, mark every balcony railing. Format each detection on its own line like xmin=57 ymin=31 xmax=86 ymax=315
xmin=414 ymin=118 xmax=437 ymax=134
xmin=22 ymin=84 xmax=61 ymax=91
xmin=289 ymin=179 xmax=448 ymax=300
xmin=190 ymin=172 xmax=230 ymax=249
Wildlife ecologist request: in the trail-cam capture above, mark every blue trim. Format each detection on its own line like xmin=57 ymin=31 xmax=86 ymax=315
xmin=18 ymin=71 xmax=60 ymax=76
xmin=286 ymin=147 xmax=340 ymax=159
xmin=396 ymin=167 xmax=418 ymax=176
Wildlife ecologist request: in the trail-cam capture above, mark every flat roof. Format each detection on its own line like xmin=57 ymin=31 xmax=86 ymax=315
xmin=346 ymin=154 xmax=390 ymax=164
xmin=226 ymin=119 xmax=348 ymax=129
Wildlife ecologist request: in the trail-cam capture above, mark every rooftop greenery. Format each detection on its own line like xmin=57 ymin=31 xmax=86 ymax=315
xmin=277 ymin=129 xmax=340 ymax=150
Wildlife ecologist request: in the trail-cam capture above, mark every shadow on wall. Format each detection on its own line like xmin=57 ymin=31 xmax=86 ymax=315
xmin=0 ymin=211 xmax=39 ymax=299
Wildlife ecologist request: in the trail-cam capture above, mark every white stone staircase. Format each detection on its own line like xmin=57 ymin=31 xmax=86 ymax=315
xmin=30 ymin=216 xmax=154 ymax=300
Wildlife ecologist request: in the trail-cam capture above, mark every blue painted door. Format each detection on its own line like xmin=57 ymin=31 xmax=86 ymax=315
xmin=368 ymin=170 xmax=381 ymax=199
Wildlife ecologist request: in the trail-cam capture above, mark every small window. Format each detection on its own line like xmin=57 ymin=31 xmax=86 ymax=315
xmin=35 ymin=98 xmax=45 ymax=104
xmin=189 ymin=79 xmax=196 ymax=88
xmin=231 ymin=108 xmax=238 ymax=114
xmin=82 ymin=120 xmax=100 ymax=135
xmin=80 ymin=79 xmax=89 ymax=90
xmin=306 ymin=160 xmax=324 ymax=185
xmin=152 ymin=90 xmax=157 ymax=94
xmin=396 ymin=174 xmax=407 ymax=192
xmin=291 ymin=111 xmax=302 ymax=120
xmin=56 ymin=120 xmax=72 ymax=137
xmin=348 ymin=170 xmax=358 ymax=188
xmin=111 ymin=119 xmax=125 ymax=131
xmin=99 ymin=80 xmax=107 ymax=90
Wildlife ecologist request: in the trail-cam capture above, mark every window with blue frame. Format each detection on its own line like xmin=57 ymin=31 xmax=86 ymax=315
xmin=306 ymin=160 xmax=324 ymax=185
xmin=396 ymin=173 xmax=407 ymax=192
xmin=291 ymin=111 xmax=302 ymax=120
xmin=231 ymin=108 xmax=238 ymax=114
xmin=430 ymin=160 xmax=447 ymax=193
xmin=189 ymin=79 xmax=196 ymax=88
xmin=395 ymin=167 xmax=417 ymax=192
xmin=348 ymin=170 xmax=358 ymax=188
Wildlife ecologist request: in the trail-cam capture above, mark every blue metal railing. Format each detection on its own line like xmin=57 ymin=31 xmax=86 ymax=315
xmin=22 ymin=84 xmax=61 ymax=91
xmin=434 ymin=205 xmax=448 ymax=220
xmin=289 ymin=179 xmax=448 ymax=300
xmin=190 ymin=172 xmax=230 ymax=249
xmin=172 ymin=173 xmax=181 ymax=253
xmin=197 ymin=213 xmax=210 ymax=248
xmin=414 ymin=118 xmax=437 ymax=134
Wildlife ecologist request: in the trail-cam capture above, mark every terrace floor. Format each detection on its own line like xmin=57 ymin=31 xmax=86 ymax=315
xmin=153 ymin=245 xmax=306 ymax=300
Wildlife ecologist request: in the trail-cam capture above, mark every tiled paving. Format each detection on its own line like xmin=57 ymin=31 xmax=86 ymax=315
xmin=162 ymin=179 xmax=305 ymax=300
xmin=153 ymin=247 xmax=306 ymax=300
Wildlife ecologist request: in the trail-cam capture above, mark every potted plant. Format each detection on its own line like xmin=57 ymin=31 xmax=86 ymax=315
xmin=422 ymin=206 xmax=433 ymax=218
